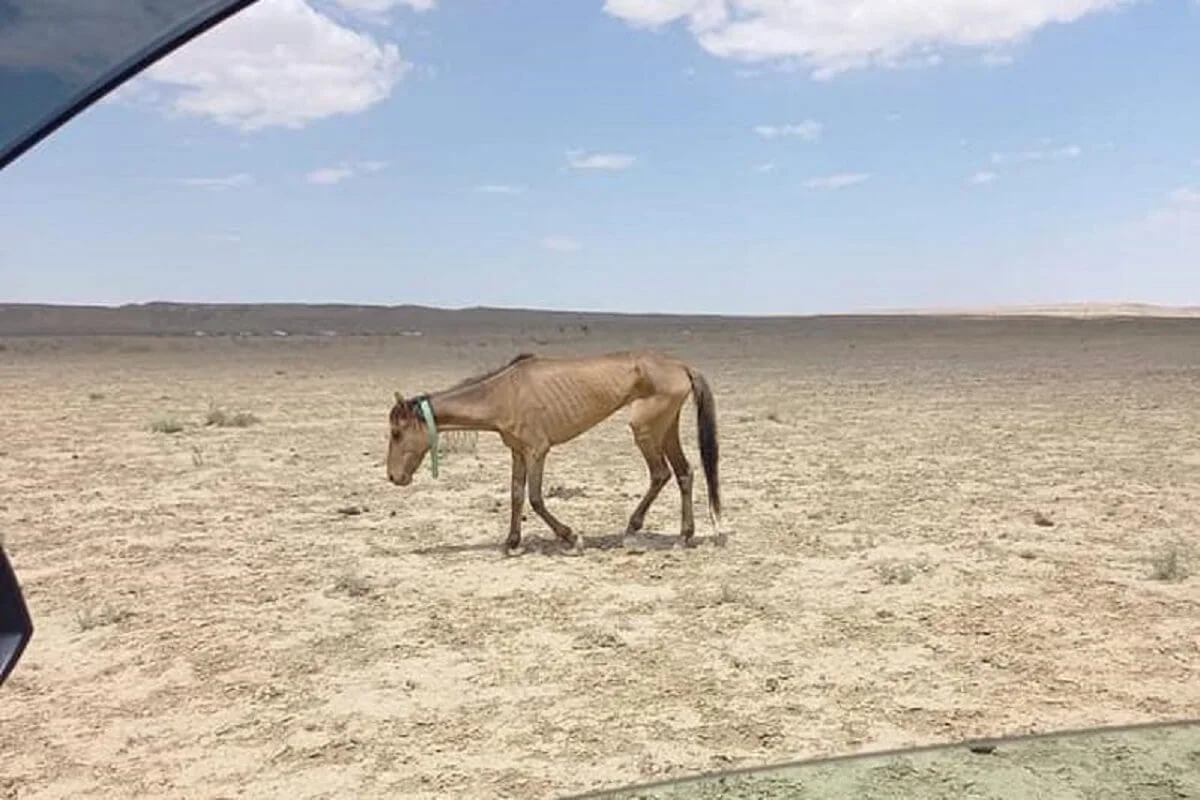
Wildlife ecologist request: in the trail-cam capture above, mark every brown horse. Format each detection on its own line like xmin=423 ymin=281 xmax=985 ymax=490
xmin=386 ymin=350 xmax=721 ymax=555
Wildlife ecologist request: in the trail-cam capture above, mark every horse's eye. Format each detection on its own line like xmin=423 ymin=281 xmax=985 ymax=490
xmin=390 ymin=431 xmax=401 ymax=442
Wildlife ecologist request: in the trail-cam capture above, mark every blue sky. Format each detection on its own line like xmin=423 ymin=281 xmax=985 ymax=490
xmin=1 ymin=0 xmax=1198 ymax=315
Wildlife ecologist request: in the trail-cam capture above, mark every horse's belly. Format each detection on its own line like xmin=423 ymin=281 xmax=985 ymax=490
xmin=545 ymin=398 xmax=627 ymax=445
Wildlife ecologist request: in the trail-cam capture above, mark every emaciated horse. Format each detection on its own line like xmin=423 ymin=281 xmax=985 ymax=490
xmin=386 ymin=350 xmax=721 ymax=556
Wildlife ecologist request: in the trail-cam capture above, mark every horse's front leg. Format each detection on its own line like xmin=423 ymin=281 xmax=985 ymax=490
xmin=526 ymin=448 xmax=582 ymax=554
xmin=505 ymin=448 xmax=528 ymax=557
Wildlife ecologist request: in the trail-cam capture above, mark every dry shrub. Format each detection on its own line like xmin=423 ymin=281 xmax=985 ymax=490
xmin=75 ymin=602 xmax=133 ymax=632
xmin=205 ymin=404 xmax=260 ymax=428
xmin=1149 ymin=539 xmax=1192 ymax=583
xmin=149 ymin=417 xmax=185 ymax=434
xmin=438 ymin=429 xmax=478 ymax=456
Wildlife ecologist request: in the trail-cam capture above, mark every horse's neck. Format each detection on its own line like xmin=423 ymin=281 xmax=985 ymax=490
xmin=430 ymin=379 xmax=503 ymax=432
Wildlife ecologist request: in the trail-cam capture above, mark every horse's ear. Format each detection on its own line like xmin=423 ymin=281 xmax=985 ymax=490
xmin=394 ymin=391 xmax=405 ymax=406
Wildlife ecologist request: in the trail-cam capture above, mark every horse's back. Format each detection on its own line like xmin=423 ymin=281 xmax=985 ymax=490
xmin=507 ymin=351 xmax=692 ymax=443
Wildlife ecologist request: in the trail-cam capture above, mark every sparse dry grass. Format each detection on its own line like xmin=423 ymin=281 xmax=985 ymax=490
xmin=438 ymin=428 xmax=478 ymax=456
xmin=332 ymin=570 xmax=372 ymax=598
xmin=1148 ymin=538 xmax=1192 ymax=582
xmin=149 ymin=416 xmax=185 ymax=434
xmin=74 ymin=602 xmax=133 ymax=632
xmin=872 ymin=556 xmax=934 ymax=585
xmin=204 ymin=404 xmax=260 ymax=428
xmin=546 ymin=484 xmax=586 ymax=500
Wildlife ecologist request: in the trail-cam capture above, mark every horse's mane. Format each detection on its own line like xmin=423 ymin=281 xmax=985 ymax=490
xmin=391 ymin=353 xmax=535 ymax=425
xmin=445 ymin=352 xmax=535 ymax=392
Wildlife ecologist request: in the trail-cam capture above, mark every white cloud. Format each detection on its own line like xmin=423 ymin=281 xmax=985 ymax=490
xmin=333 ymin=0 xmax=435 ymax=13
xmin=1168 ymin=186 xmax=1200 ymax=205
xmin=1028 ymin=187 xmax=1200 ymax=302
xmin=754 ymin=121 xmax=822 ymax=141
xmin=970 ymin=170 xmax=998 ymax=185
xmin=203 ymin=232 xmax=243 ymax=243
xmin=305 ymin=160 xmax=388 ymax=184
xmin=981 ymin=50 xmax=1015 ymax=67
xmin=603 ymin=0 xmax=1135 ymax=79
xmin=805 ymin=172 xmax=871 ymax=189
xmin=474 ymin=184 xmax=526 ymax=194
xmin=989 ymin=144 xmax=1082 ymax=165
xmin=119 ymin=0 xmax=411 ymax=132
xmin=540 ymin=236 xmax=583 ymax=252
xmin=306 ymin=167 xmax=355 ymax=185
xmin=565 ymin=150 xmax=638 ymax=171
xmin=751 ymin=162 xmax=777 ymax=173
xmin=1130 ymin=190 xmax=1200 ymax=237
xmin=179 ymin=173 xmax=255 ymax=190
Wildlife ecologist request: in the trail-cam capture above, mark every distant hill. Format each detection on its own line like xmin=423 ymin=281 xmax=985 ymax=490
xmin=0 ymin=301 xmax=1196 ymax=337
xmin=872 ymin=302 xmax=1200 ymax=318
xmin=0 ymin=302 xmax=735 ymax=337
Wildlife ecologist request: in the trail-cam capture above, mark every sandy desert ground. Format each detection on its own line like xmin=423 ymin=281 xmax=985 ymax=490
xmin=1 ymin=313 xmax=1198 ymax=799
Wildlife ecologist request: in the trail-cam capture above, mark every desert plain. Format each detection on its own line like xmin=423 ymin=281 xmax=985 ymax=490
xmin=1 ymin=305 xmax=1198 ymax=799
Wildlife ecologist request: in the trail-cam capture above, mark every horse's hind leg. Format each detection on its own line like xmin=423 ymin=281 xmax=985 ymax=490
xmin=662 ymin=411 xmax=695 ymax=545
xmin=624 ymin=400 xmax=673 ymax=538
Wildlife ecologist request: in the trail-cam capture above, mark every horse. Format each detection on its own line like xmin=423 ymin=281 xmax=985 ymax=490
xmin=386 ymin=350 xmax=721 ymax=556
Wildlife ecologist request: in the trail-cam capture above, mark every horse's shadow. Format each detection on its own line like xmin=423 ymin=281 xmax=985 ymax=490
xmin=409 ymin=529 xmax=729 ymax=558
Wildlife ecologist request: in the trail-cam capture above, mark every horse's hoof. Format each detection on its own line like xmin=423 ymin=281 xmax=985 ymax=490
xmin=503 ymin=544 xmax=525 ymax=558
xmin=623 ymin=541 xmax=647 ymax=556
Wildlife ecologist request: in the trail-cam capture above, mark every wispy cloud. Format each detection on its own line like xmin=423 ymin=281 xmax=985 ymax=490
xmin=804 ymin=172 xmax=870 ymax=189
xmin=179 ymin=173 xmax=254 ymax=190
xmin=306 ymin=167 xmax=355 ymax=185
xmin=305 ymin=160 xmax=388 ymax=185
xmin=540 ymin=235 xmax=582 ymax=252
xmin=754 ymin=121 xmax=822 ymax=141
xmin=565 ymin=150 xmax=637 ymax=171
xmin=335 ymin=0 xmax=435 ymax=13
xmin=989 ymin=145 xmax=1081 ymax=165
xmin=1114 ymin=186 xmax=1200 ymax=240
xmin=970 ymin=170 xmax=999 ymax=185
xmin=1169 ymin=186 xmax=1200 ymax=205
xmin=751 ymin=162 xmax=777 ymax=174
xmin=981 ymin=51 xmax=1015 ymax=67
xmin=473 ymin=184 xmax=526 ymax=194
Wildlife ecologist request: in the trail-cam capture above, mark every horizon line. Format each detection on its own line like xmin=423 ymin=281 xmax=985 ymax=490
xmin=3 ymin=299 xmax=1199 ymax=320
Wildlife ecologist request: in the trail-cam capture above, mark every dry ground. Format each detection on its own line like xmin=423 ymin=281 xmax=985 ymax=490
xmin=1 ymin=317 xmax=1198 ymax=799
xmin=605 ymin=720 xmax=1200 ymax=798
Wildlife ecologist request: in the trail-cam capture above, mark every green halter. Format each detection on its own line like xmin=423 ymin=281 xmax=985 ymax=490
xmin=415 ymin=396 xmax=439 ymax=479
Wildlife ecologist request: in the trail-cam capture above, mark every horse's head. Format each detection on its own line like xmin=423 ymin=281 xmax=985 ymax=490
xmin=386 ymin=392 xmax=432 ymax=486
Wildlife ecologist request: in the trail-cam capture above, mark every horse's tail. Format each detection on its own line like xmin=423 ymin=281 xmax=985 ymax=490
xmin=686 ymin=367 xmax=721 ymax=530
